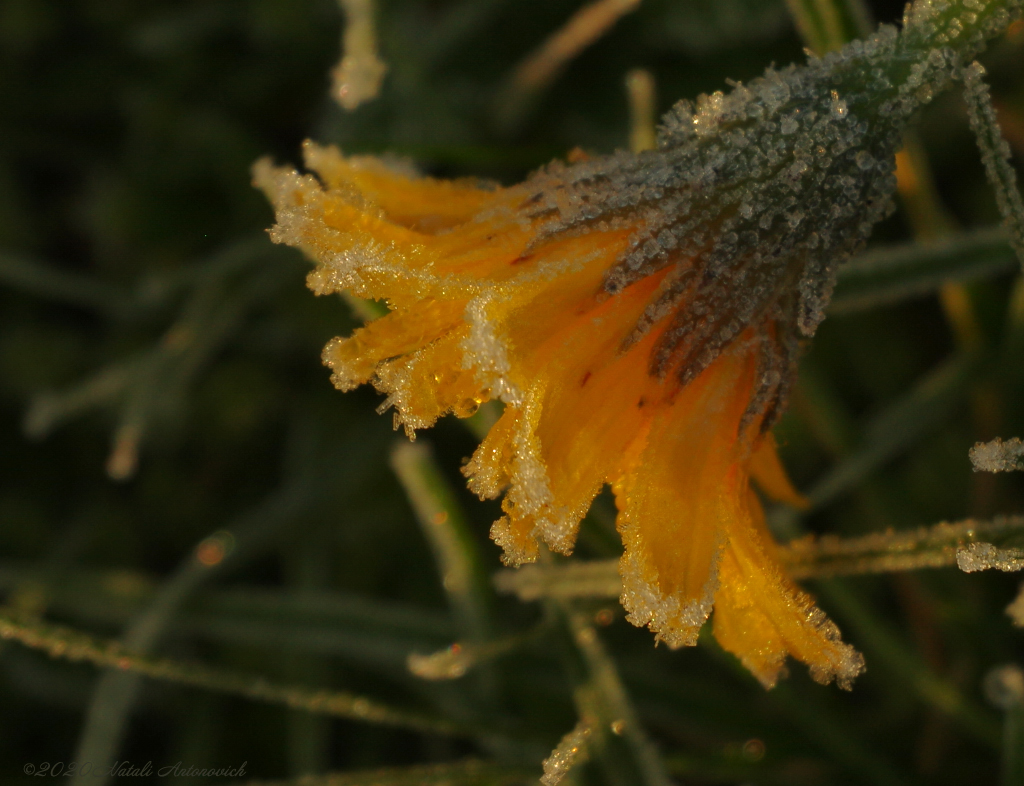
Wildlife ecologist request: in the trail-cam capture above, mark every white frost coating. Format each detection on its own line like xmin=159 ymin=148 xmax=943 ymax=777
xmin=960 ymin=61 xmax=1024 ymax=270
xmin=969 ymin=437 xmax=1024 ymax=472
xmin=461 ymin=296 xmax=521 ymax=407
xmin=331 ymin=0 xmax=387 ymax=111
xmin=489 ymin=516 xmax=538 ymax=566
xmin=616 ymin=535 xmax=723 ymax=648
xmin=407 ymin=643 xmax=474 ymax=680
xmin=800 ymin=605 xmax=865 ymax=691
xmin=540 ymin=721 xmax=592 ymax=786
xmin=497 ymin=390 xmax=585 ymax=560
xmin=493 ymin=560 xmax=623 ymax=601
xmin=255 ymin=163 xmax=488 ymax=304
xmin=320 ymin=337 xmax=360 ymax=392
xmin=956 ymin=541 xmax=1024 ymax=573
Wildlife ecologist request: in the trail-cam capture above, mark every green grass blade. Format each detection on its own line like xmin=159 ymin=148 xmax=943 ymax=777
xmin=391 ymin=441 xmax=492 ymax=643
xmin=542 ymin=590 xmax=672 ymax=786
xmin=807 ymin=351 xmax=980 ymax=508
xmin=0 ymin=250 xmax=135 ymax=314
xmin=72 ymin=451 xmax=318 ymax=786
xmin=830 ymin=228 xmax=1018 ymax=316
xmin=0 ymin=611 xmax=467 ymax=738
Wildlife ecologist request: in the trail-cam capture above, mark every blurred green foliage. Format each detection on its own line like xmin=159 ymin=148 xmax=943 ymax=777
xmin=2 ymin=0 xmax=1024 ymax=784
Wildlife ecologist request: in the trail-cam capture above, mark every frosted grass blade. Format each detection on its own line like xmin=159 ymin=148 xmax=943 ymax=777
xmin=830 ymin=228 xmax=1018 ymax=315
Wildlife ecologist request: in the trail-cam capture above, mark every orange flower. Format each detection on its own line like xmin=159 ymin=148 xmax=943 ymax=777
xmin=256 ymin=5 xmax=1020 ymax=686
xmin=256 ymin=133 xmax=872 ymax=687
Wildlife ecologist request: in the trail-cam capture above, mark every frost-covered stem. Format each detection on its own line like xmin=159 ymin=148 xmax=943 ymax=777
xmin=540 ymin=720 xmax=592 ymax=786
xmin=390 ymin=442 xmax=492 ymax=644
xmin=792 ymin=371 xmax=1002 ymax=746
xmin=961 ymin=61 xmax=1024 ymax=272
xmin=789 ymin=0 xmax=987 ymax=352
xmin=970 ymin=437 xmax=1024 ymax=472
xmin=0 ymin=611 xmax=464 ymax=737
xmin=625 ymin=69 xmax=657 ymax=153
xmin=831 ymin=0 xmax=1022 ymax=129
xmin=559 ymin=601 xmax=672 ymax=786
xmin=390 ymin=442 xmax=502 ymax=714
xmin=899 ymin=0 xmax=1023 ymax=61
xmin=494 ymin=514 xmax=1024 ymax=589
xmin=539 ymin=568 xmax=670 ymax=786
xmin=331 ymin=0 xmax=387 ymax=110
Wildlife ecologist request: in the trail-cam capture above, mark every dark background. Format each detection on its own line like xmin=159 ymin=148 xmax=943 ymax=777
xmin=2 ymin=0 xmax=1024 ymax=783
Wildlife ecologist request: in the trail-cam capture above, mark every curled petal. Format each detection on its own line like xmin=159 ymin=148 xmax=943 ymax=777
xmin=713 ymin=490 xmax=865 ymax=689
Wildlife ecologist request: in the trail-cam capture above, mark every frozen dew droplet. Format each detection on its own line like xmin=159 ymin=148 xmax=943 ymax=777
xmin=969 ymin=437 xmax=1024 ymax=473
xmin=830 ymin=90 xmax=849 ymax=119
xmin=540 ymin=721 xmax=592 ymax=786
xmin=331 ymin=0 xmax=387 ymax=111
xmin=956 ymin=541 xmax=1024 ymax=573
xmin=406 ymin=643 xmax=474 ymax=680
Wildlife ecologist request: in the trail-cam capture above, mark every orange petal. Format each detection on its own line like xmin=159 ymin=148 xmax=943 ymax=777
xmin=303 ymin=142 xmax=502 ymax=233
xmin=322 ymin=300 xmax=466 ymax=391
xmin=490 ymin=507 xmax=541 ymax=567
xmin=374 ymin=328 xmax=490 ymax=434
xmin=713 ymin=489 xmax=864 ymax=689
xmin=613 ymin=347 xmax=756 ymax=648
xmin=463 ymin=244 xmax=669 ymax=562
xmin=749 ymin=434 xmax=809 ymax=509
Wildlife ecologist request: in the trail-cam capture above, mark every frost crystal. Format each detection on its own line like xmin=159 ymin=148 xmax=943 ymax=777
xmin=331 ymin=0 xmax=387 ymax=110
xmin=406 ymin=644 xmax=474 ymax=680
xmin=540 ymin=721 xmax=592 ymax=786
xmin=960 ymin=60 xmax=1024 ymax=269
xmin=969 ymin=436 xmax=1024 ymax=473
xmin=956 ymin=541 xmax=1024 ymax=573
